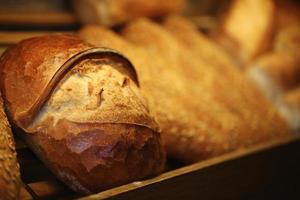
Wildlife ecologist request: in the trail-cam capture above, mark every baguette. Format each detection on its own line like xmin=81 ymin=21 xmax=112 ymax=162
xmin=122 ymin=18 xmax=289 ymax=136
xmin=79 ymin=19 xmax=290 ymax=163
xmin=79 ymin=25 xmax=221 ymax=163
xmin=72 ymin=0 xmax=186 ymax=26
xmin=0 ymin=94 xmax=21 ymax=200
xmin=219 ymin=0 xmax=275 ymax=64
xmin=162 ymin=15 xmax=238 ymax=73
xmin=0 ymin=35 xmax=165 ymax=194
xmin=162 ymin=15 xmax=296 ymax=131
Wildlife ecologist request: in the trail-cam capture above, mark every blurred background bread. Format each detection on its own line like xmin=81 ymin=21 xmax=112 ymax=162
xmin=217 ymin=0 xmax=275 ymax=64
xmin=72 ymin=0 xmax=187 ymax=26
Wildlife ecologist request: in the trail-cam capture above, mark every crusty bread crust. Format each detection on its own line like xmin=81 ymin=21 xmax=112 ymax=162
xmin=24 ymin=121 xmax=164 ymax=193
xmin=0 ymin=94 xmax=21 ymax=200
xmin=0 ymin=35 xmax=165 ymax=194
xmin=0 ymin=35 xmax=93 ymax=128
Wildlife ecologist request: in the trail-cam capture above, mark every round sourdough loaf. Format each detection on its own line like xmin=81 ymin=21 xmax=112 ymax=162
xmin=0 ymin=35 xmax=165 ymax=194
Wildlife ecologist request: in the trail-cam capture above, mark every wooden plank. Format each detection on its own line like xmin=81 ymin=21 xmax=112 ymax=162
xmin=0 ymin=31 xmax=74 ymax=45
xmin=79 ymin=134 xmax=300 ymax=200
xmin=0 ymin=11 xmax=77 ymax=26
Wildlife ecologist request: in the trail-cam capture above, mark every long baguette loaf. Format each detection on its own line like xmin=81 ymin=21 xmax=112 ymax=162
xmin=218 ymin=0 xmax=275 ymax=64
xmin=161 ymin=15 xmax=292 ymax=129
xmin=79 ymin=18 xmax=290 ymax=163
xmin=0 ymin=35 xmax=165 ymax=194
xmin=162 ymin=15 xmax=238 ymax=72
xmin=0 ymin=93 xmax=21 ymax=200
xmin=79 ymin=25 xmax=216 ymax=163
xmin=122 ymin=18 xmax=290 ymax=146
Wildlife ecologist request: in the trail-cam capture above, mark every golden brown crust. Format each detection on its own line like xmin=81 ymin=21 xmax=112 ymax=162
xmin=23 ymin=120 xmax=164 ymax=193
xmin=0 ymin=35 xmax=165 ymax=194
xmin=0 ymin=35 xmax=93 ymax=127
xmin=0 ymin=94 xmax=21 ymax=200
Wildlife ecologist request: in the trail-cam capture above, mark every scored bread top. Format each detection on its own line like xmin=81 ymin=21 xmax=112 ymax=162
xmin=0 ymin=35 xmax=151 ymax=131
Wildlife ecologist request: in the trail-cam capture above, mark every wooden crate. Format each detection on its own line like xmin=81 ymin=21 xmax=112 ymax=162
xmin=16 ymin=134 xmax=300 ymax=200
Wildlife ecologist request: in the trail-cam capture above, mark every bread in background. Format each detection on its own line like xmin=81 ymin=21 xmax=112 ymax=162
xmin=217 ymin=0 xmax=275 ymax=64
xmin=72 ymin=0 xmax=186 ymax=26
xmin=121 ymin=18 xmax=292 ymax=161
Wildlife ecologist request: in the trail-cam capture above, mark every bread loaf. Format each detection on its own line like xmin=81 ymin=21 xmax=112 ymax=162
xmin=162 ymin=15 xmax=295 ymax=132
xmin=72 ymin=0 xmax=186 ymax=26
xmin=162 ymin=15 xmax=238 ymax=73
xmin=0 ymin=35 xmax=165 ymax=194
xmin=218 ymin=0 xmax=275 ymax=64
xmin=79 ymin=25 xmax=215 ymax=163
xmin=79 ymin=18 xmax=290 ymax=163
xmin=0 ymin=94 xmax=21 ymax=200
xmin=122 ymin=17 xmax=290 ymax=143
